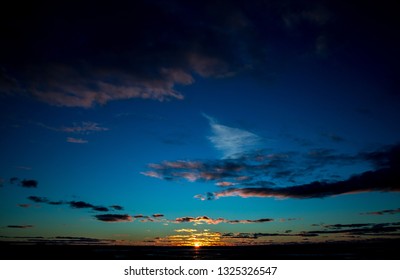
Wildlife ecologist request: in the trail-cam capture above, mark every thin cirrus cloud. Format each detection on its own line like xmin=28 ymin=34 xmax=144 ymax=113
xmin=204 ymin=114 xmax=263 ymax=159
xmin=37 ymin=121 xmax=109 ymax=135
xmin=66 ymin=137 xmax=88 ymax=144
xmin=60 ymin=122 xmax=109 ymax=134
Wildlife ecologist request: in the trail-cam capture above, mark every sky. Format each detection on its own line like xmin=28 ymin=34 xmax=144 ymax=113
xmin=1 ymin=0 xmax=400 ymax=247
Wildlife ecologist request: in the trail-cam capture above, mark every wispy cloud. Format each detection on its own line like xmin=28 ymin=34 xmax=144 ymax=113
xmin=61 ymin=122 xmax=109 ymax=134
xmin=360 ymin=208 xmax=400 ymax=216
xmin=66 ymin=137 xmax=88 ymax=144
xmin=204 ymin=114 xmax=263 ymax=159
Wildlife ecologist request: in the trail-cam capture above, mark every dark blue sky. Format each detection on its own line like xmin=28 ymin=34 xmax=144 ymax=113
xmin=1 ymin=0 xmax=399 ymax=246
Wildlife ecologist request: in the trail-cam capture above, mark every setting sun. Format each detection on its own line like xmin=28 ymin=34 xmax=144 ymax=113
xmin=194 ymin=242 xmax=201 ymax=248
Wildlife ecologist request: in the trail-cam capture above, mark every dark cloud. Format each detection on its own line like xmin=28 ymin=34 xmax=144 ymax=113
xmin=142 ymin=152 xmax=301 ymax=185
xmin=324 ymin=224 xmax=372 ymax=229
xmin=68 ymin=200 xmax=110 ymax=211
xmin=27 ymin=196 xmax=116 ymax=212
xmin=0 ymin=236 xmax=115 ymax=245
xmin=196 ymin=144 xmax=400 ymax=200
xmin=142 ymin=145 xmax=370 ymax=188
xmin=69 ymin=201 xmax=94 ymax=209
xmin=360 ymin=208 xmax=400 ymax=216
xmin=222 ymin=222 xmax=400 ymax=240
xmin=2 ymin=0 xmax=396 ymax=107
xmin=92 ymin=206 xmax=109 ymax=212
xmin=110 ymin=205 xmax=124 ymax=211
xmin=0 ymin=1 xmax=261 ymax=108
xmin=309 ymin=223 xmax=400 ymax=236
xmin=173 ymin=216 xmax=274 ymax=225
xmin=20 ymin=179 xmax=38 ymax=188
xmin=94 ymin=214 xmax=133 ymax=222
xmin=152 ymin=214 xmax=164 ymax=218
xmin=229 ymin=218 xmax=274 ymax=224
xmin=7 ymin=225 xmax=33 ymax=229
xmin=27 ymin=196 xmax=49 ymax=203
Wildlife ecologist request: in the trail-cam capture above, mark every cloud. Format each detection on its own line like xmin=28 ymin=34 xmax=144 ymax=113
xmin=0 ymin=2 xmax=260 ymax=108
xmin=17 ymin=204 xmax=31 ymax=208
xmin=69 ymin=201 xmax=95 ymax=209
xmin=360 ymin=208 xmax=400 ymax=216
xmin=142 ymin=146 xmax=360 ymax=188
xmin=61 ymin=122 xmax=109 ymax=134
xmin=308 ymin=222 xmax=400 ymax=236
xmin=216 ymin=181 xmax=237 ymax=187
xmin=142 ymin=153 xmax=291 ymax=184
xmin=27 ymin=196 xmax=114 ymax=212
xmin=94 ymin=214 xmax=133 ymax=222
xmin=0 ymin=236 xmax=116 ymax=245
xmin=204 ymin=114 xmax=263 ymax=158
xmin=173 ymin=215 xmax=274 ymax=225
xmin=228 ymin=218 xmax=274 ymax=224
xmin=110 ymin=205 xmax=124 ymax=211
xmin=222 ymin=222 xmax=400 ymax=241
xmin=195 ymin=143 xmax=400 ymax=200
xmin=2 ymin=0 xmax=399 ymax=107
xmin=175 ymin=229 xmax=198 ymax=233
xmin=68 ymin=201 xmax=110 ymax=212
xmin=20 ymin=179 xmax=38 ymax=188
xmin=66 ymin=137 xmax=88 ymax=144
xmin=28 ymin=196 xmax=49 ymax=203
xmin=154 ymin=230 xmax=225 ymax=246
xmin=7 ymin=225 xmax=33 ymax=229
xmin=152 ymin=214 xmax=164 ymax=218
xmin=3 ymin=177 xmax=39 ymax=188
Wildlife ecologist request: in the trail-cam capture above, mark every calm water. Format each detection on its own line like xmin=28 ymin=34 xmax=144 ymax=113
xmin=1 ymin=240 xmax=399 ymax=260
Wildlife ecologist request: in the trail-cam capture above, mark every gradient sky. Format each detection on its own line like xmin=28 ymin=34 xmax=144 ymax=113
xmin=1 ymin=0 xmax=400 ymax=246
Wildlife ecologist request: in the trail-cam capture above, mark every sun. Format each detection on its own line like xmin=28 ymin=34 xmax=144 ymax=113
xmin=194 ymin=242 xmax=201 ymax=248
